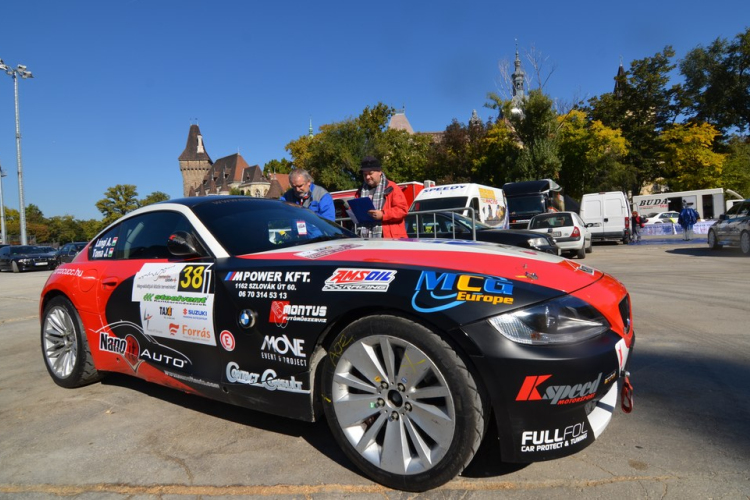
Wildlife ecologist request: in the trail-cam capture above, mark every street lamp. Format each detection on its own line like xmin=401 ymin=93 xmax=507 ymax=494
xmin=0 ymin=58 xmax=33 ymax=245
xmin=0 ymin=163 xmax=6 ymax=244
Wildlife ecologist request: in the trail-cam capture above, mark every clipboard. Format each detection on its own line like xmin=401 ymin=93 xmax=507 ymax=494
xmin=346 ymin=197 xmax=376 ymax=224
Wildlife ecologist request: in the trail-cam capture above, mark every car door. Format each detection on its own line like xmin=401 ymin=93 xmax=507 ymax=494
xmin=91 ymin=210 xmax=223 ymax=395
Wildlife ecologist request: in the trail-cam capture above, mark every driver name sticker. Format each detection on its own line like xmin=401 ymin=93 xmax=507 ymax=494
xmin=133 ymin=263 xmax=216 ymax=346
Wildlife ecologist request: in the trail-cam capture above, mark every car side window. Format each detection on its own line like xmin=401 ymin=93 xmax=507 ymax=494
xmin=90 ymin=211 xmax=197 ymax=261
xmin=118 ymin=211 xmax=194 ymax=260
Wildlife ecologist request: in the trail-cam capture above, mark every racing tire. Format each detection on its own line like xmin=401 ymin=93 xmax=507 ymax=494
xmin=322 ymin=315 xmax=486 ymax=492
xmin=741 ymin=231 xmax=750 ymax=256
xmin=11 ymin=261 xmax=20 ymax=273
xmin=41 ymin=296 xmax=102 ymax=388
xmin=707 ymin=229 xmax=722 ymax=250
xmin=576 ymin=246 xmax=586 ymax=259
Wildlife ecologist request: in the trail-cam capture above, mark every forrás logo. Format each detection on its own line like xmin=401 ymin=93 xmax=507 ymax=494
xmin=516 ymin=374 xmax=601 ymax=405
xmin=169 ymin=323 xmax=179 ymax=335
xmin=323 ymin=268 xmax=396 ymax=292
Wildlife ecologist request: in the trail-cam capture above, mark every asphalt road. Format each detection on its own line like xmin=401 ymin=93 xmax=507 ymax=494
xmin=1 ymin=239 xmax=749 ymax=499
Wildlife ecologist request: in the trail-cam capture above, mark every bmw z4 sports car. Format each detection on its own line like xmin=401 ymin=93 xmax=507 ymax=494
xmin=40 ymin=196 xmax=634 ymax=492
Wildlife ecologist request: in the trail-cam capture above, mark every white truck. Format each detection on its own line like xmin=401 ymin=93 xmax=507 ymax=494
xmin=632 ymin=188 xmax=743 ymax=221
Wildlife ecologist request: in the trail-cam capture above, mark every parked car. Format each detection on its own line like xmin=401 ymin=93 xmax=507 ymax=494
xmin=40 ymin=196 xmax=634 ymax=491
xmin=707 ymin=199 xmax=750 ymax=255
xmin=405 ymin=211 xmax=560 ymax=255
xmin=527 ymin=211 xmax=593 ymax=259
xmin=644 ymin=212 xmax=680 ymax=225
xmin=54 ymin=241 xmax=88 ymax=267
xmin=0 ymin=245 xmax=57 ymax=272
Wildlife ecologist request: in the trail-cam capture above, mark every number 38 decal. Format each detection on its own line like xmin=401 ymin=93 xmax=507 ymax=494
xmin=178 ymin=265 xmax=213 ymax=293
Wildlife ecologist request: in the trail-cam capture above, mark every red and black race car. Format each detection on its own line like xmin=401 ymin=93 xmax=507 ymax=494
xmin=40 ymin=196 xmax=634 ymax=492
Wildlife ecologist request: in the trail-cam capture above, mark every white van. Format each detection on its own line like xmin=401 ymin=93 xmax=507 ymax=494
xmin=580 ymin=191 xmax=631 ymax=244
xmin=409 ymin=183 xmax=509 ymax=228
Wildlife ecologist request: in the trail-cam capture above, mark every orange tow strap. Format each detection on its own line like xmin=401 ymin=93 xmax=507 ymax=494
xmin=621 ymin=376 xmax=634 ymax=413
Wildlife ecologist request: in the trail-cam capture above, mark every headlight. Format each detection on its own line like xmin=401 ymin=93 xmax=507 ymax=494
xmin=18 ymin=258 xmax=31 ymax=265
xmin=527 ymin=237 xmax=549 ymax=249
xmin=488 ymin=295 xmax=609 ymax=345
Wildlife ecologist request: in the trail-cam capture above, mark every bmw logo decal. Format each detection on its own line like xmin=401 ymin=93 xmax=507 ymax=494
xmin=238 ymin=309 xmax=257 ymax=329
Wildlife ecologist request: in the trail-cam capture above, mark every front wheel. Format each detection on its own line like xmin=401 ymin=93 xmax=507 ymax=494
xmin=41 ymin=296 xmax=102 ymax=388
xmin=322 ymin=315 xmax=486 ymax=491
xmin=11 ymin=261 xmax=20 ymax=273
xmin=740 ymin=231 xmax=750 ymax=256
xmin=707 ymin=230 xmax=722 ymax=250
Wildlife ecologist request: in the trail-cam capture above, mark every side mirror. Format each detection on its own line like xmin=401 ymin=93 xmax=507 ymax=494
xmin=719 ymin=213 xmax=728 ymax=221
xmin=167 ymin=231 xmax=206 ymax=257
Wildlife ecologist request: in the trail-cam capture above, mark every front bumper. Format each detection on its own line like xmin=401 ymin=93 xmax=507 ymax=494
xmin=463 ymin=321 xmax=633 ymax=463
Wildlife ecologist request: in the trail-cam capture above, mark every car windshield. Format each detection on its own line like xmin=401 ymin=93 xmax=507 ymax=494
xmin=507 ymin=194 xmax=545 ymax=216
xmin=10 ymin=246 xmax=48 ymax=255
xmin=191 ymin=197 xmax=356 ymax=255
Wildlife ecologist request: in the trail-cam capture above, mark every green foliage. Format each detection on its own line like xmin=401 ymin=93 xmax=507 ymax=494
xmin=680 ymin=27 xmax=750 ymax=134
xmin=96 ymin=184 xmax=141 ymax=226
xmin=659 ymin=122 xmax=726 ymax=191
xmin=139 ymin=191 xmax=170 ymax=207
xmin=264 ymin=158 xmax=293 ymax=174
xmin=719 ymin=136 xmax=750 ymax=198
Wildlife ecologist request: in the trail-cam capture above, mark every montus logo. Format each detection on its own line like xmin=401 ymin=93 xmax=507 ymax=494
xmin=516 ymin=374 xmax=601 ymax=405
xmin=323 ymin=268 xmax=396 ymax=292
xmin=412 ymin=271 xmax=514 ymax=313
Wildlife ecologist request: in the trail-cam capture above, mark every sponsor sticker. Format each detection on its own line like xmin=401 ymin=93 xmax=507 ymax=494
xmin=261 ymin=334 xmax=307 ymax=367
xmin=412 ymin=271 xmax=514 ymax=313
xmin=269 ymin=301 xmax=327 ymax=327
xmin=520 ymin=422 xmax=589 ymax=453
xmin=295 ymin=243 xmax=362 ymax=259
xmin=516 ymin=374 xmax=601 ymax=405
xmin=132 ymin=263 xmax=216 ymax=346
xmin=220 ymin=330 xmax=236 ymax=351
xmin=225 ymin=363 xmax=309 ymax=394
xmin=323 ymin=268 xmax=396 ymax=292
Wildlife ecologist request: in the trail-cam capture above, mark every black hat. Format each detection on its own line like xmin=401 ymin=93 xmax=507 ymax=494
xmin=360 ymin=156 xmax=382 ymax=173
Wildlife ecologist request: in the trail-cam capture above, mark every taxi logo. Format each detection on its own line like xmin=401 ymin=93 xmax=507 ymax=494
xmin=412 ymin=271 xmax=514 ymax=313
xmin=323 ymin=268 xmax=396 ymax=292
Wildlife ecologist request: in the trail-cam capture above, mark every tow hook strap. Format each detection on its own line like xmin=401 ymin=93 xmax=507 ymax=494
xmin=621 ymin=373 xmax=634 ymax=413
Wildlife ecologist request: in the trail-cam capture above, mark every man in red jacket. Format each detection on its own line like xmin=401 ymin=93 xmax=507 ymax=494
xmin=355 ymin=156 xmax=408 ymax=238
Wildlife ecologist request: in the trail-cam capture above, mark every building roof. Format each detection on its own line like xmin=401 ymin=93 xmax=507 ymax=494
xmin=178 ymin=124 xmax=213 ymax=163
xmin=388 ymin=110 xmax=414 ymax=134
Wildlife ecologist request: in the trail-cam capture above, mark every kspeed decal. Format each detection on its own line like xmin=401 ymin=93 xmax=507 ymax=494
xmin=516 ymin=374 xmax=602 ymax=405
xmin=520 ymin=422 xmax=588 ymax=453
xmin=132 ymin=263 xmax=216 ymax=346
xmin=225 ymin=363 xmax=309 ymax=394
xmin=323 ymin=268 xmax=396 ymax=292
xmin=269 ymin=301 xmax=327 ymax=327
xmin=412 ymin=271 xmax=514 ymax=313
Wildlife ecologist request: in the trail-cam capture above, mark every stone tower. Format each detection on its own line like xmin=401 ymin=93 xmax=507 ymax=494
xmin=178 ymin=124 xmax=213 ymax=197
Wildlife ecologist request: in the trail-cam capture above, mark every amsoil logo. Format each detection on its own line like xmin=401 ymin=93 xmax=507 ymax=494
xmin=516 ymin=374 xmax=601 ymax=405
xmin=323 ymin=268 xmax=396 ymax=292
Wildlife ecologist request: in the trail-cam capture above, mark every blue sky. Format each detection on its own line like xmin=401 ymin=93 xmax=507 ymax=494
xmin=0 ymin=1 xmax=748 ymax=221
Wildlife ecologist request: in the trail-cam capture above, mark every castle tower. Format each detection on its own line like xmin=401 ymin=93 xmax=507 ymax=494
xmin=178 ymin=124 xmax=213 ymax=197
xmin=510 ymin=43 xmax=527 ymax=115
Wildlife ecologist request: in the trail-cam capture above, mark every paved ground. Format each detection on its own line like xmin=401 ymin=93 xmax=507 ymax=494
xmin=1 ymin=240 xmax=749 ymax=499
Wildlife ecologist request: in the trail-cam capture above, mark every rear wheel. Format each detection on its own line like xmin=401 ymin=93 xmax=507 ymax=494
xmin=740 ymin=231 xmax=750 ymax=256
xmin=707 ymin=229 xmax=722 ymax=250
xmin=576 ymin=245 xmax=586 ymax=259
xmin=585 ymin=239 xmax=593 ymax=254
xmin=41 ymin=296 xmax=102 ymax=388
xmin=322 ymin=315 xmax=485 ymax=491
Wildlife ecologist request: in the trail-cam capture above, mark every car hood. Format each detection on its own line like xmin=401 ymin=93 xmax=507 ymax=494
xmin=238 ymin=238 xmax=603 ymax=295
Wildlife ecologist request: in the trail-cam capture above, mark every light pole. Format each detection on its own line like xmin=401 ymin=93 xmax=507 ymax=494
xmin=0 ymin=163 xmax=6 ymax=244
xmin=0 ymin=58 xmax=33 ymax=245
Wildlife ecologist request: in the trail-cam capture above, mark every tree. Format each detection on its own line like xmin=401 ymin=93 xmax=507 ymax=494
xmin=659 ymin=122 xmax=725 ymax=191
xmin=139 ymin=191 xmax=170 ymax=207
xmin=557 ymin=110 xmax=630 ymax=199
xmin=264 ymin=158 xmax=293 ymax=175
xmin=587 ymin=47 xmax=682 ymax=194
xmin=719 ymin=136 xmax=750 ymax=198
xmin=96 ymin=184 xmax=140 ymax=226
xmin=680 ymin=28 xmax=750 ymax=135
xmin=506 ymin=89 xmax=562 ymax=181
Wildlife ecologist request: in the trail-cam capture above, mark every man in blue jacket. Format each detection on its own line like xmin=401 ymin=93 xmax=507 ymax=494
xmin=678 ymin=200 xmax=699 ymax=241
xmin=282 ymin=169 xmax=336 ymax=221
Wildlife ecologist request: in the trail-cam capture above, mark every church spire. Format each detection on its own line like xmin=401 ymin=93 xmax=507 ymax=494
xmin=309 ymin=118 xmax=314 ymax=139
xmin=510 ymin=40 xmax=527 ymax=116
